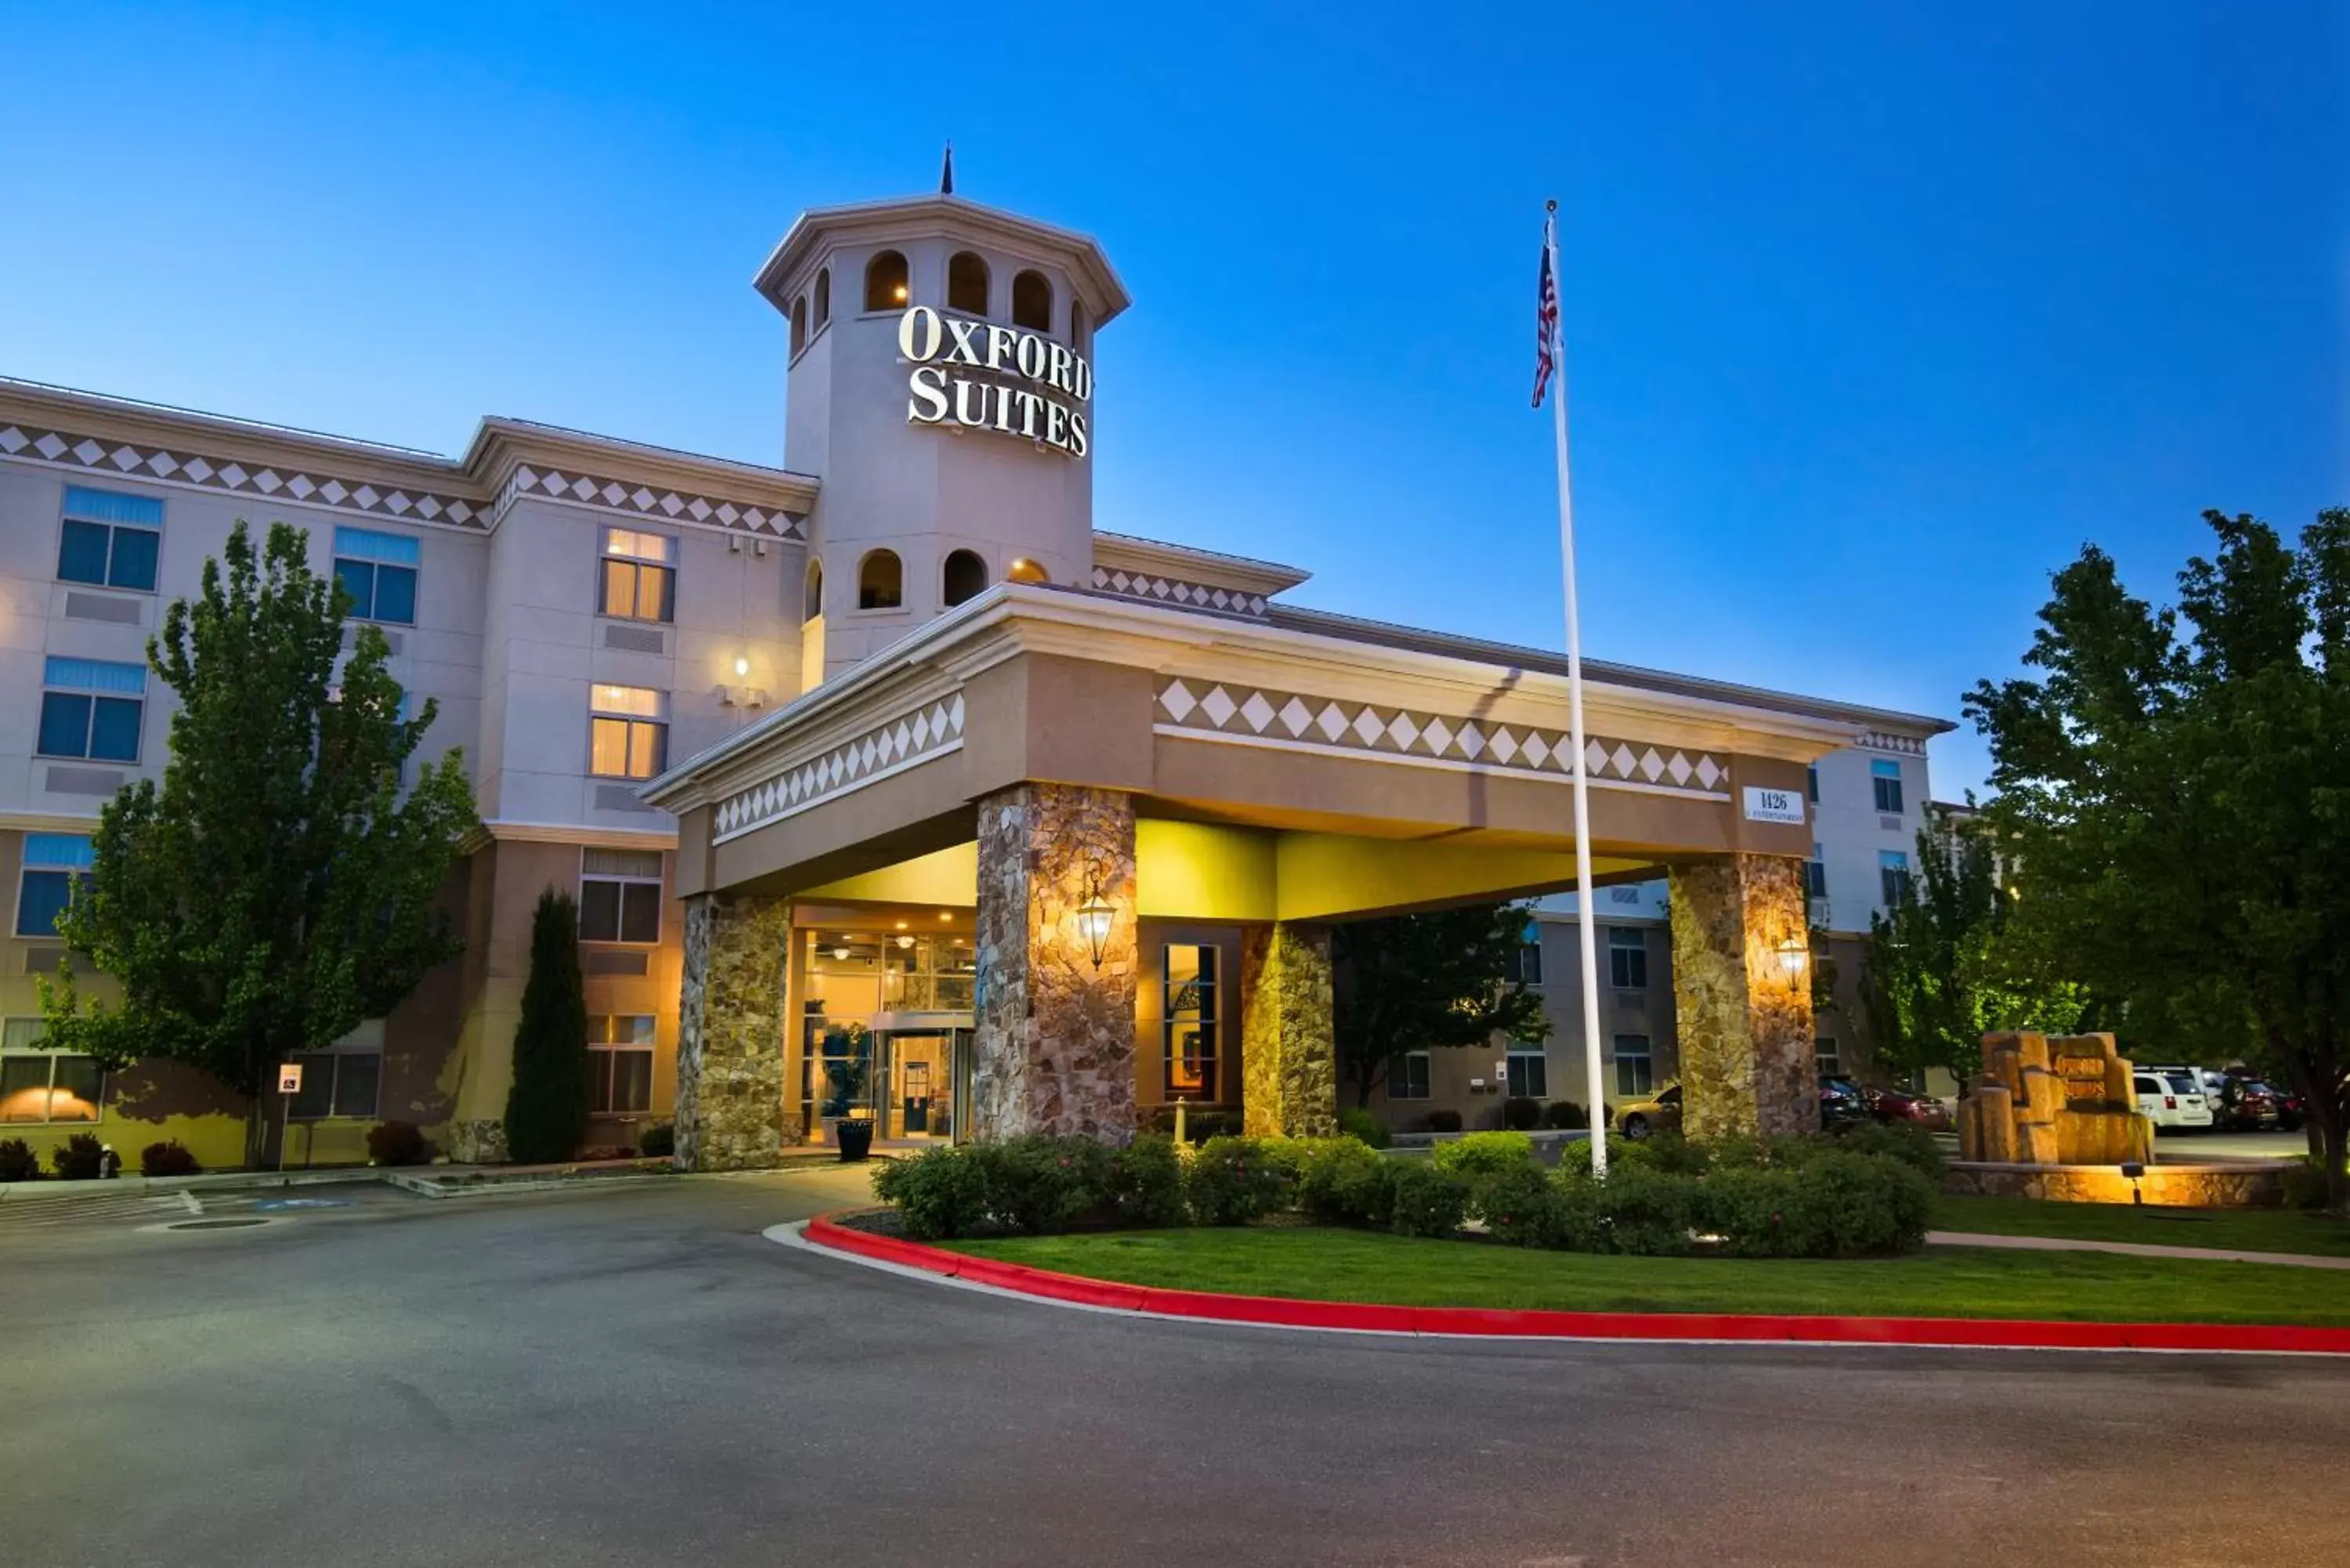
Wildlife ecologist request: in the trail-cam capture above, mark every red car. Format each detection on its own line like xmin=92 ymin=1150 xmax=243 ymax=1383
xmin=1862 ymin=1084 xmax=1953 ymax=1131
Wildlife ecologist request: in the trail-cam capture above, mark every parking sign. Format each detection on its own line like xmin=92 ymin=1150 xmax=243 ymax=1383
xmin=277 ymin=1064 xmax=303 ymax=1095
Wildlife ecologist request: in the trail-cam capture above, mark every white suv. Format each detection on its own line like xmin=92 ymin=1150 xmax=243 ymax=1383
xmin=2134 ymin=1070 xmax=2214 ymax=1131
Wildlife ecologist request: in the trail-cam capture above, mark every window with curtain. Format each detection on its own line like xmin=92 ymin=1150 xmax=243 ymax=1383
xmin=0 ymin=1017 xmax=102 ymax=1124
xmin=589 ymin=1015 xmax=656 ymax=1115
xmin=589 ymin=685 xmax=667 ymax=780
xmin=1506 ymin=1049 xmax=1548 ymax=1099
xmin=1386 ymin=1052 xmax=1430 ymax=1100
xmin=599 ymin=528 xmax=677 ymax=623
xmin=1612 ymin=1034 xmax=1654 ymax=1096
xmin=1879 ymin=850 xmax=1912 ymax=905
xmin=1163 ymin=945 xmax=1217 ymax=1099
xmin=38 ymin=657 xmax=146 ymax=761
xmin=288 ymin=1049 xmax=381 ymax=1119
xmin=580 ymin=847 xmax=663 ymax=943
xmin=1871 ymin=758 xmax=1905 ymax=815
xmin=16 ymin=834 xmax=93 ymax=937
xmin=1607 ymin=927 xmax=1648 ymax=989
xmin=57 ymin=485 xmax=162 ymax=591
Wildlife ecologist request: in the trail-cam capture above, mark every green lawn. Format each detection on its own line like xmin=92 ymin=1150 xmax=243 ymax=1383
xmin=1931 ymin=1194 xmax=2350 ymax=1258
xmin=944 ymin=1227 xmax=2350 ymax=1326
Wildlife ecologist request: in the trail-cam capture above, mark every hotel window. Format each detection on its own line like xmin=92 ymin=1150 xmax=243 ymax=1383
xmin=38 ymin=656 xmax=146 ymax=762
xmin=1871 ymin=759 xmax=1905 ymax=815
xmin=580 ymin=848 xmax=663 ymax=944
xmin=1612 ymin=1034 xmax=1654 ymax=1097
xmin=16 ymin=834 xmax=93 ymax=938
xmin=57 ymin=485 xmax=162 ymax=592
xmin=1879 ymin=850 xmax=1912 ymax=906
xmin=942 ymin=549 xmax=988 ymax=607
xmin=1163 ymin=945 xmax=1217 ymax=1100
xmin=813 ymin=266 xmax=830 ymax=328
xmin=1510 ymin=921 xmax=1543 ymax=986
xmin=857 ymin=548 xmax=902 ymax=609
xmin=0 ymin=1018 xmax=102 ymax=1125
xmin=1816 ymin=1036 xmax=1841 ymax=1075
xmin=864 ymin=249 xmax=908 ymax=311
xmin=947 ymin=250 xmax=989 ymax=315
xmin=589 ymin=685 xmax=668 ymax=780
xmin=1806 ymin=764 xmax=1820 ymax=804
xmin=790 ymin=294 xmax=808 ymax=356
xmin=589 ymin=1015 xmax=656 ymax=1116
xmin=599 ymin=527 xmax=677 ymax=623
xmin=803 ymin=559 xmax=824 ymax=623
xmin=288 ymin=1046 xmax=381 ymax=1120
xmin=1387 ymin=1050 xmax=1430 ymax=1100
xmin=1607 ymin=927 xmax=1647 ymax=990
xmin=1805 ymin=844 xmax=1828 ymax=898
xmin=1011 ymin=269 xmax=1052 ymax=332
xmin=1506 ymin=1047 xmax=1548 ymax=1099
xmin=334 ymin=527 xmax=420 ymax=625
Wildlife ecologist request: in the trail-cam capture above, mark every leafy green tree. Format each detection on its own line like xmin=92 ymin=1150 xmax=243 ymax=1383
xmin=1333 ymin=902 xmax=1549 ymax=1108
xmin=1862 ymin=807 xmax=2085 ymax=1086
xmin=504 ymin=889 xmax=591 ymax=1163
xmin=1966 ymin=510 xmax=2350 ymax=1211
xmin=41 ymin=521 xmax=477 ymax=1166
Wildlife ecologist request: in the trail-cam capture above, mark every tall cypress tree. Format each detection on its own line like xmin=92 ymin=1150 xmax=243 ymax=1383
xmin=504 ymin=888 xmax=591 ymax=1164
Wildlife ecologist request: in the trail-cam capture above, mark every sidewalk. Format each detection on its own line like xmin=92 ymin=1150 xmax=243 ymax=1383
xmin=1927 ymin=1230 xmax=2350 ymax=1271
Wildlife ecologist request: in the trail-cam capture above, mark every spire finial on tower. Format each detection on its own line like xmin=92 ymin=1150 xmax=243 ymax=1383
xmin=939 ymin=142 xmax=954 ymax=196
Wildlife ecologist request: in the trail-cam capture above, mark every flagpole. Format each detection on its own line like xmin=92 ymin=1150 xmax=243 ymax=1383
xmin=1544 ymin=200 xmax=1609 ymax=1178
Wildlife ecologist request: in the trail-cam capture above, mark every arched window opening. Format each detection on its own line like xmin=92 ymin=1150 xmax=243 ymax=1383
xmin=942 ymin=549 xmax=988 ymax=607
xmin=802 ymin=559 xmax=824 ymax=623
xmin=790 ymin=294 xmax=808 ymax=356
xmin=1011 ymin=269 xmax=1053 ymax=332
xmin=813 ymin=267 xmax=831 ymax=327
xmin=857 ymin=549 xmax=903 ymax=610
xmin=864 ymin=250 xmax=909 ymax=312
xmin=1070 ymin=299 xmax=1089 ymax=351
xmin=1005 ymin=557 xmax=1050 ymax=586
xmin=947 ymin=251 xmax=990 ymax=315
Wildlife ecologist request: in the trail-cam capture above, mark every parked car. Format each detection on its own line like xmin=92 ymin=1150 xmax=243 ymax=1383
xmin=1862 ymin=1083 xmax=1953 ymax=1130
xmin=1818 ymin=1076 xmax=1872 ymax=1133
xmin=2226 ymin=1068 xmax=2306 ymax=1132
xmin=2210 ymin=1078 xmax=2281 ymax=1132
xmin=2133 ymin=1070 xmax=2214 ymax=1131
xmin=1614 ymin=1082 xmax=1681 ymax=1140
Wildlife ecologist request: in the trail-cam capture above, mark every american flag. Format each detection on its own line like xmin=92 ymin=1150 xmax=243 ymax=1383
xmin=1531 ymin=227 xmax=1560 ymax=409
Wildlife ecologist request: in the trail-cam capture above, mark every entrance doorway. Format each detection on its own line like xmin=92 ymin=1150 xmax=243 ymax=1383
xmin=870 ymin=1013 xmax=974 ymax=1141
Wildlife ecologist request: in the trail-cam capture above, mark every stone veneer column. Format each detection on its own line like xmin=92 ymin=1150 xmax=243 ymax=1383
xmin=1666 ymin=854 xmax=1816 ymax=1140
xmin=1240 ymin=922 xmax=1338 ymax=1138
xmin=972 ymin=783 xmax=1138 ymax=1143
xmin=674 ymin=889 xmax=794 ymax=1172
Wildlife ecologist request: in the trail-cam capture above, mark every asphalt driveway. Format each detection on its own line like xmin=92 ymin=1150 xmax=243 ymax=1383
xmin=5 ymin=1167 xmax=2347 ymax=1568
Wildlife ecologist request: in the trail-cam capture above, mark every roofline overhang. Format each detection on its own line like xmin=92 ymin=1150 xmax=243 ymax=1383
xmin=751 ymin=193 xmax=1132 ymax=325
xmin=640 ymin=583 xmax=1889 ymax=813
xmin=1092 ymin=530 xmax=1311 ymax=596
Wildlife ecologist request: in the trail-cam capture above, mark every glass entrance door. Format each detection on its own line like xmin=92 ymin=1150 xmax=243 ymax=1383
xmin=882 ymin=1032 xmax=952 ymax=1140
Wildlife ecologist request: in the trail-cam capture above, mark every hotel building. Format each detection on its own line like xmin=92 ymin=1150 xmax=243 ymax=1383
xmin=0 ymin=187 xmax=1949 ymax=1169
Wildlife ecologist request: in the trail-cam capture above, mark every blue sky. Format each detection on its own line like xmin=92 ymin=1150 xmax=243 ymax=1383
xmin=2 ymin=2 xmax=2339 ymax=793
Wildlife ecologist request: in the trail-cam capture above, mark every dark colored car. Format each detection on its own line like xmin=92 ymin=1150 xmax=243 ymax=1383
xmin=1818 ymin=1076 xmax=1871 ymax=1133
xmin=2223 ymin=1068 xmax=2305 ymax=1132
xmin=2260 ymin=1082 xmax=2306 ymax=1133
xmin=2212 ymin=1079 xmax=2281 ymax=1132
xmin=1861 ymin=1083 xmax=1954 ymax=1131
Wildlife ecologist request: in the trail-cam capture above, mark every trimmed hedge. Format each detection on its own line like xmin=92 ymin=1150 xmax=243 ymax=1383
xmin=1337 ymin=1107 xmax=1392 ymax=1149
xmin=868 ymin=1126 xmax=1936 ymax=1258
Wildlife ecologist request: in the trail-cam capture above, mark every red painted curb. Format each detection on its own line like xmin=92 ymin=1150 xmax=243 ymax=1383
xmin=797 ymin=1213 xmax=2350 ymax=1356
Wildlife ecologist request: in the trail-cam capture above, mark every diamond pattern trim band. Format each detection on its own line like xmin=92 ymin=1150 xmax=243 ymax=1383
xmin=1092 ymin=566 xmax=1268 ymax=618
xmin=1154 ymin=678 xmax=1730 ymax=794
xmin=497 ymin=464 xmax=806 ymax=540
xmin=0 ymin=419 xmax=490 ymax=528
xmin=713 ymin=692 xmax=968 ymax=841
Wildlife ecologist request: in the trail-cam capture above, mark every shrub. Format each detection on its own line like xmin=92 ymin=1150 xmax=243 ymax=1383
xmin=1472 ymin=1162 xmax=1560 ymax=1245
xmin=1338 ymin=1107 xmax=1392 ymax=1149
xmin=1700 ymin=1151 xmax=1932 ymax=1258
xmin=51 ymin=1133 xmax=105 ymax=1180
xmin=367 ymin=1120 xmax=432 ymax=1167
xmin=1539 ymin=1100 xmax=1588 ymax=1129
xmin=977 ymin=1135 xmax=1114 ymax=1234
xmin=638 ymin=1122 xmax=676 ymax=1158
xmin=1831 ymin=1120 xmax=1947 ymax=1179
xmin=1388 ymin=1162 xmax=1471 ymax=1238
xmin=1187 ymin=1135 xmax=1292 ymax=1225
xmin=1426 ymin=1108 xmax=1463 ymax=1133
xmin=1296 ymin=1137 xmax=1395 ymax=1227
xmin=1573 ymin=1165 xmax=1700 ymax=1255
xmin=873 ymin=1145 xmax=992 ymax=1240
xmin=504 ymin=888 xmax=591 ymax=1164
xmin=0 ymin=1138 xmax=40 ymax=1181
xmin=1106 ymin=1134 xmax=1188 ymax=1228
xmin=1502 ymin=1096 xmax=1542 ymax=1131
xmin=1432 ymin=1129 xmax=1535 ymax=1180
xmin=1556 ymin=1135 xmax=1663 ymax=1178
xmin=139 ymin=1140 xmax=201 ymax=1177
xmin=2280 ymin=1157 xmax=2332 ymax=1212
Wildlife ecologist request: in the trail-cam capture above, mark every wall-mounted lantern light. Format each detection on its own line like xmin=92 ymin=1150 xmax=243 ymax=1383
xmin=1074 ymin=876 xmax=1116 ymax=969
xmin=1777 ymin=934 xmax=1810 ymax=975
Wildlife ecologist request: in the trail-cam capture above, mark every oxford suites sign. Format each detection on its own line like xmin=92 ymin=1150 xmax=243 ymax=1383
xmin=896 ymin=305 xmax=1092 ymax=459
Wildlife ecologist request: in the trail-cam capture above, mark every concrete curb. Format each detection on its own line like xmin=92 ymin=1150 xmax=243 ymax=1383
xmin=797 ymin=1212 xmax=2350 ymax=1357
